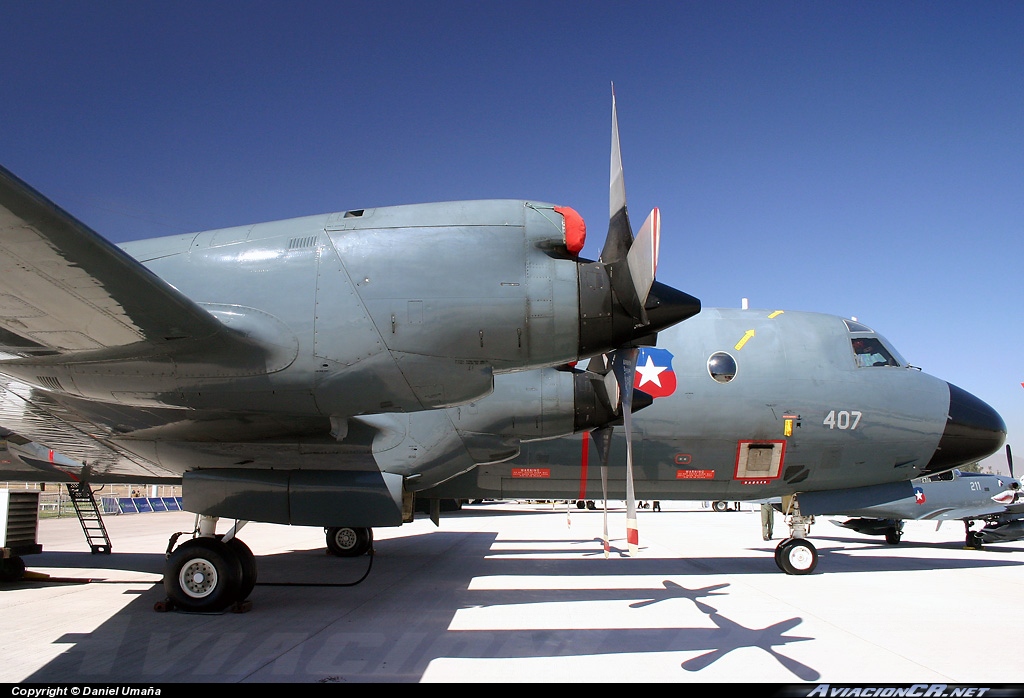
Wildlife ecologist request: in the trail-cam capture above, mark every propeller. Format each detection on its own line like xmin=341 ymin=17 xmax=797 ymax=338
xmin=569 ymin=87 xmax=689 ymax=557
xmin=575 ymin=87 xmax=699 ymax=359
xmin=603 ymin=87 xmax=649 ymax=556
xmin=578 ymin=87 xmax=661 ymax=556
xmin=1006 ymin=444 xmax=1019 ymax=504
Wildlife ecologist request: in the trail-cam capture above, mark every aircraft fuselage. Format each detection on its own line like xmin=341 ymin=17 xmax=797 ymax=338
xmin=419 ymin=308 xmax=1005 ymax=502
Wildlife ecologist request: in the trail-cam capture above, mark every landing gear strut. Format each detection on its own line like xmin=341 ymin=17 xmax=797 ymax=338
xmin=775 ymin=496 xmax=818 ymax=575
xmin=160 ymin=516 xmax=255 ymax=613
xmin=964 ymin=520 xmax=984 ymax=549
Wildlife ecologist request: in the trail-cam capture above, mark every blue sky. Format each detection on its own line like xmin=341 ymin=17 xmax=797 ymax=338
xmin=1 ymin=1 xmax=1021 ymax=472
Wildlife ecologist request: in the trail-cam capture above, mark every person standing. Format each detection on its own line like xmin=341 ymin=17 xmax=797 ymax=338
xmin=761 ymin=502 xmax=775 ymax=540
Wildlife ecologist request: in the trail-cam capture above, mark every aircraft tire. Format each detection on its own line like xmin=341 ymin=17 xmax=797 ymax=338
xmin=712 ymin=501 xmax=729 ymax=512
xmin=0 ymin=555 xmax=26 ymax=582
xmin=164 ymin=537 xmax=244 ymax=613
xmin=224 ymin=537 xmax=258 ymax=602
xmin=326 ymin=526 xmax=372 ymax=557
xmin=965 ymin=531 xmax=984 ymax=550
xmin=884 ymin=528 xmax=902 ymax=545
xmin=773 ymin=539 xmax=790 ymax=571
xmin=776 ymin=538 xmax=817 ymax=575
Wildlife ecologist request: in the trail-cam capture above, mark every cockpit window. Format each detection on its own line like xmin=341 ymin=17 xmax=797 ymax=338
xmin=850 ymin=337 xmax=899 ymax=368
xmin=844 ymin=319 xmax=874 ymax=333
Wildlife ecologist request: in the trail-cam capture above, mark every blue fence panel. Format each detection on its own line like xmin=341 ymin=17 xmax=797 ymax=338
xmin=117 ymin=498 xmax=139 ymax=514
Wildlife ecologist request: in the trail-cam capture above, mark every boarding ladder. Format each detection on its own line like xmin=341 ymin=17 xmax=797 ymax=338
xmin=65 ymin=482 xmax=112 ymax=554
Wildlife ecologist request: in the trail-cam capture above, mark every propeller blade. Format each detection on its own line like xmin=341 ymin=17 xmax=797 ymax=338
xmin=592 ymin=425 xmax=613 ymax=558
xmin=613 ymin=346 xmax=641 ymax=555
xmin=1007 ymin=444 xmax=1014 ymax=478
xmin=626 ymin=207 xmax=660 ymax=315
xmin=603 ymin=84 xmax=630 ymax=265
xmin=601 ymin=368 xmax=621 ymax=415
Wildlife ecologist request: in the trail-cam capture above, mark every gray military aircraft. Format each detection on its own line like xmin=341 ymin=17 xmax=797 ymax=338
xmin=0 ymin=93 xmax=702 ymax=610
xmin=806 ymin=446 xmax=1023 ymax=548
xmin=0 ymin=93 xmax=1006 ymax=608
xmin=419 ymin=309 xmax=1006 ymax=575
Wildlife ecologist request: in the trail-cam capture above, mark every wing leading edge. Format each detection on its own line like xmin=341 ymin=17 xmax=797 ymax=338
xmin=0 ymin=164 xmax=224 ymax=354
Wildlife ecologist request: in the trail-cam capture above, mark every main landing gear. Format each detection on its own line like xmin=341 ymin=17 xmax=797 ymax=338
xmin=159 ymin=518 xmax=379 ymax=612
xmin=325 ymin=526 xmax=373 ymax=557
xmin=964 ymin=520 xmax=984 ymax=550
xmin=774 ymin=497 xmax=818 ymax=575
xmin=159 ymin=516 xmax=256 ymax=613
xmin=884 ymin=523 xmax=904 ymax=545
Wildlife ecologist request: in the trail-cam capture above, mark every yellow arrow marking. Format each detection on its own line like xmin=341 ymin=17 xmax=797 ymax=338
xmin=768 ymin=310 xmax=784 ymax=319
xmin=734 ymin=329 xmax=755 ymax=350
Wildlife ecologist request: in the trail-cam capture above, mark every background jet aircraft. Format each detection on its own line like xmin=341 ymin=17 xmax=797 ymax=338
xmin=801 ymin=446 xmax=1023 ymax=548
xmin=0 ymin=94 xmax=702 ymax=611
xmin=420 ymin=308 xmax=1006 ymax=575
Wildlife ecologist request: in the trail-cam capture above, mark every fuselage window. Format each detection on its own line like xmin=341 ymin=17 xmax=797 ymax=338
xmin=707 ymin=351 xmax=737 ymax=383
xmin=851 ymin=337 xmax=898 ymax=368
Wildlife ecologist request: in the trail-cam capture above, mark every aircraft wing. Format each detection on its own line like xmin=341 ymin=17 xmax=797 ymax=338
xmin=0 ymin=379 xmax=178 ymax=481
xmin=0 ymin=165 xmax=223 ymax=355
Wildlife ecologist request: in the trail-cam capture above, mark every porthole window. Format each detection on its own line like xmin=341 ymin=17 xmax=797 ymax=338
xmin=707 ymin=352 xmax=737 ymax=383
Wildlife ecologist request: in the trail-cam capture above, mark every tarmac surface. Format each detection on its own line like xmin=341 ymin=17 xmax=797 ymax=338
xmin=2 ymin=500 xmax=1023 ymax=685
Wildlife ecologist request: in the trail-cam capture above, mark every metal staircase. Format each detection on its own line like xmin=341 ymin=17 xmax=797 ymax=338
xmin=65 ymin=482 xmax=112 ymax=554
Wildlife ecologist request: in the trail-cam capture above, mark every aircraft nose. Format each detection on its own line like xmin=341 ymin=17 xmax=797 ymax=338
xmin=923 ymin=382 xmax=1006 ymax=475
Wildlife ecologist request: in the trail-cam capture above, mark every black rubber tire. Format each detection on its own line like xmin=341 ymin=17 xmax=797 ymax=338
xmin=777 ymin=538 xmax=818 ymax=575
xmin=164 ymin=537 xmax=244 ymax=612
xmin=712 ymin=501 xmax=728 ymax=512
xmin=885 ymin=528 xmax=902 ymax=545
xmin=326 ymin=526 xmax=372 ymax=557
xmin=224 ymin=537 xmax=258 ymax=602
xmin=0 ymin=555 xmax=26 ymax=582
xmin=774 ymin=538 xmax=790 ymax=571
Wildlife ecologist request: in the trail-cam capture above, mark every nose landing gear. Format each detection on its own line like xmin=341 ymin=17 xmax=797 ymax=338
xmin=774 ymin=496 xmax=818 ymax=575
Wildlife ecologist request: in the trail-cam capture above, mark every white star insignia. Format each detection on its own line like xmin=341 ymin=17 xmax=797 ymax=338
xmin=635 ymin=355 xmax=667 ymax=388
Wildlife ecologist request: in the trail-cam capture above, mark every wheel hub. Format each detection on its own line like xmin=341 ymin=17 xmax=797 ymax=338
xmin=787 ymin=545 xmax=814 ymax=571
xmin=180 ymin=558 xmax=218 ymax=598
xmin=335 ymin=528 xmax=357 ymax=549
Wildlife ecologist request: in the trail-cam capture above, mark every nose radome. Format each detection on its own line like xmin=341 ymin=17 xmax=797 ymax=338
xmin=924 ymin=383 xmax=1006 ymax=475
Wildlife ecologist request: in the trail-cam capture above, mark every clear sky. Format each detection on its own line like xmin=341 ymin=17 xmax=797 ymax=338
xmin=1 ymin=1 xmax=1021 ymax=473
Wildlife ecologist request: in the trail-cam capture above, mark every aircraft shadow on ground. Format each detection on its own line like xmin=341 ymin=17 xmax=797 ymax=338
xmin=13 ymin=526 xmax=1022 ymax=683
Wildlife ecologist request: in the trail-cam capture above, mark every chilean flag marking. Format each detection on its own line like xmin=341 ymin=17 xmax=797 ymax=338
xmin=914 ymin=487 xmax=926 ymax=504
xmin=634 ymin=347 xmax=677 ymax=399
